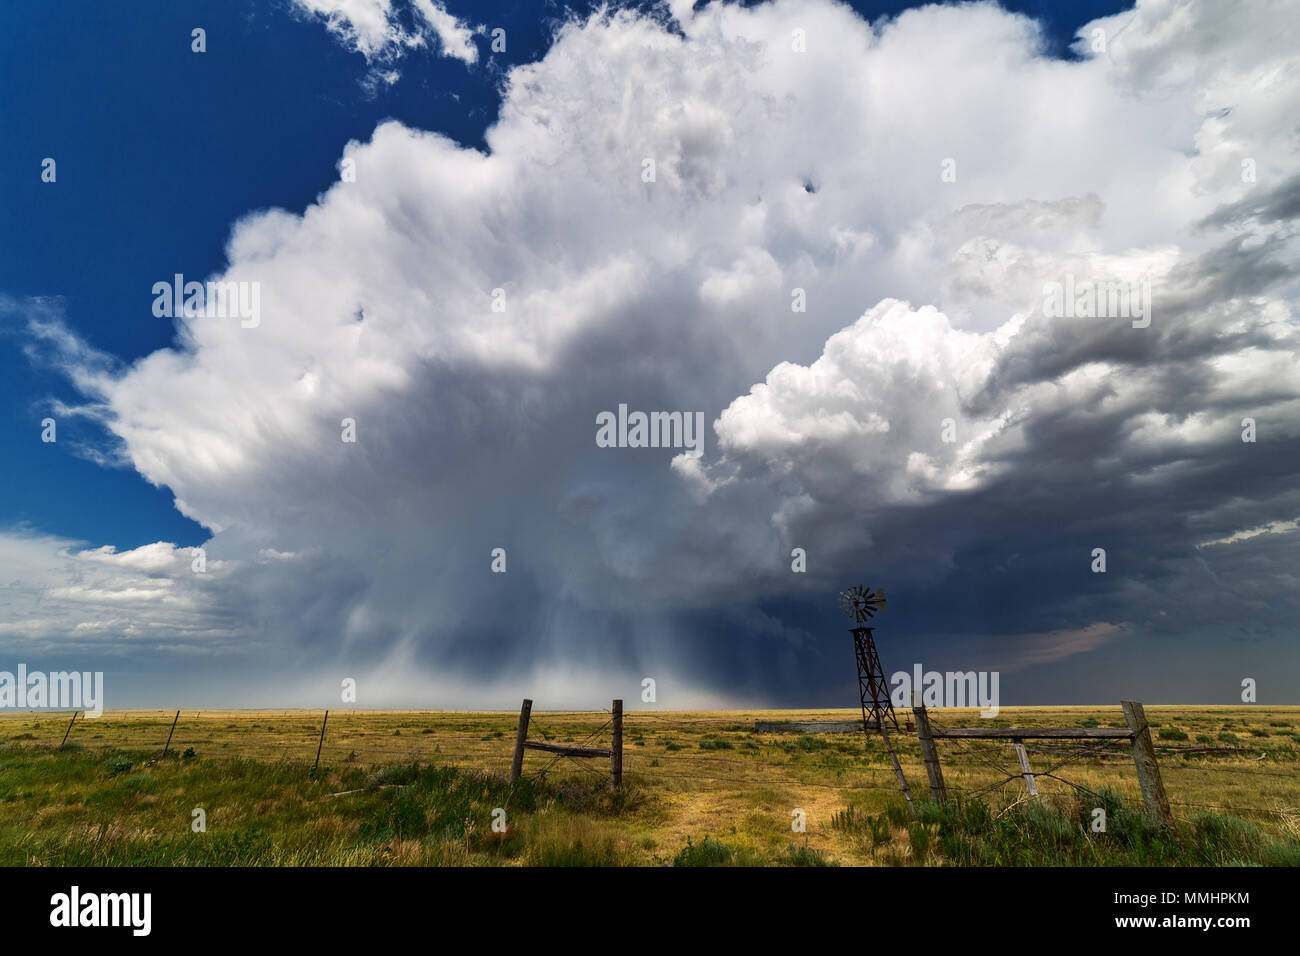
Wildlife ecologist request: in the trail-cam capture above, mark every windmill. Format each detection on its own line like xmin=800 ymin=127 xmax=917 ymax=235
xmin=839 ymin=584 xmax=915 ymax=816
xmin=839 ymin=585 xmax=897 ymax=732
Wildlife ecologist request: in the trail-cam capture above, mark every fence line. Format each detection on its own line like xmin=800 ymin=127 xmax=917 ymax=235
xmin=1 ymin=705 xmax=1295 ymax=822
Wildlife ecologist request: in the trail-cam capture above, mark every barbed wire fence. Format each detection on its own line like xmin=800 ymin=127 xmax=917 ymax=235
xmin=918 ymin=703 xmax=1300 ymax=825
xmin=1 ymin=703 xmax=1296 ymax=825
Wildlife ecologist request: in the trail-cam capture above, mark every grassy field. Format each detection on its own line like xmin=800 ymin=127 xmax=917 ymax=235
xmin=1 ymin=705 xmax=1297 ymax=866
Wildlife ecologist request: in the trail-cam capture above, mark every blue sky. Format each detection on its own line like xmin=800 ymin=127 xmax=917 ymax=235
xmin=2 ymin=0 xmax=527 ymax=547
xmin=2 ymin=0 xmax=1297 ymax=709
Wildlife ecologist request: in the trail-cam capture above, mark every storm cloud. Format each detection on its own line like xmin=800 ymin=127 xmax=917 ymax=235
xmin=5 ymin=0 xmax=1298 ymax=707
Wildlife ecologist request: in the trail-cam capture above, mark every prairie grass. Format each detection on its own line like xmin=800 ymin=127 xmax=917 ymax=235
xmin=1 ymin=705 xmax=1296 ymax=866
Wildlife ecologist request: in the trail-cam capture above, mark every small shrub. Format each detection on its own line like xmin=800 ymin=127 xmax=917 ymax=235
xmin=673 ymin=835 xmax=744 ymax=867
xmin=908 ymin=822 xmax=938 ymax=860
xmin=780 ymin=843 xmax=836 ymax=866
xmin=830 ymin=806 xmax=860 ymax=832
xmin=884 ymin=802 xmax=913 ymax=828
xmin=105 ymin=755 xmax=133 ymax=776
xmin=366 ymin=762 xmax=421 ymax=790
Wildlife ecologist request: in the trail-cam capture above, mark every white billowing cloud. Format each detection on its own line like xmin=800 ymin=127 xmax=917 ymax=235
xmin=412 ymin=0 xmax=478 ymax=64
xmin=0 ymin=533 xmax=242 ymax=652
xmin=78 ymin=542 xmax=191 ymax=574
xmin=10 ymin=0 xmax=1300 ymax=697
xmin=294 ymin=0 xmax=409 ymax=59
xmin=709 ymin=301 xmax=998 ymax=486
xmin=293 ymin=0 xmax=477 ymax=66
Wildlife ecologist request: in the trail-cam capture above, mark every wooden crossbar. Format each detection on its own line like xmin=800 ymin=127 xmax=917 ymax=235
xmin=930 ymin=727 xmax=1133 ymax=739
xmin=509 ymin=698 xmax=625 ymax=786
xmin=521 ymin=741 xmax=611 ymax=758
xmin=913 ymin=701 xmax=1175 ymax=829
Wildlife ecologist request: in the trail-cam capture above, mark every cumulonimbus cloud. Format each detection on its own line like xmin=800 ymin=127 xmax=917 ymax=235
xmin=6 ymin=0 xmax=1299 ymax=703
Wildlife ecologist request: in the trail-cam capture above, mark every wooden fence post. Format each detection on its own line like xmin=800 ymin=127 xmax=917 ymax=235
xmin=312 ymin=710 xmax=328 ymax=775
xmin=911 ymin=696 xmax=946 ymax=803
xmin=162 ymin=710 xmax=180 ymax=758
xmin=1121 ymin=700 xmax=1175 ymax=828
xmin=510 ymin=698 xmax=532 ymax=783
xmin=60 ymin=711 xmax=79 ymax=748
xmin=610 ymin=699 xmax=623 ymax=788
xmin=1012 ymin=739 xmax=1039 ymax=798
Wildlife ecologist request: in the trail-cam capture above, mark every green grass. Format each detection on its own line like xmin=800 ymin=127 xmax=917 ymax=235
xmin=904 ymin=791 xmax=1300 ymax=866
xmin=0 ymin=746 xmax=613 ymax=866
xmin=4 ymin=704 xmax=1297 ymax=867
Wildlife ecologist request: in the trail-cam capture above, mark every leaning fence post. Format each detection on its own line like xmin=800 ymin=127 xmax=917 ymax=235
xmin=162 ymin=710 xmax=180 ymax=758
xmin=60 ymin=711 xmax=79 ymax=748
xmin=912 ymin=695 xmax=946 ymax=803
xmin=877 ymin=721 xmax=916 ymax=819
xmin=610 ymin=699 xmax=623 ymax=789
xmin=1121 ymin=700 xmax=1175 ymax=828
xmin=312 ymin=710 xmax=329 ymax=775
xmin=510 ymin=698 xmax=532 ymax=783
xmin=1012 ymin=738 xmax=1039 ymax=798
